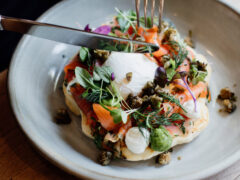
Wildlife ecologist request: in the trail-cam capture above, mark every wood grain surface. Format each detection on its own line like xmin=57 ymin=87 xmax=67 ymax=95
xmin=0 ymin=69 xmax=239 ymax=180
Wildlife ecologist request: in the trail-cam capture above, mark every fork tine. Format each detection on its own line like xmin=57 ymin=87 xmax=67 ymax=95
xmin=135 ymin=0 xmax=140 ymax=27
xmin=144 ymin=0 xmax=148 ymax=27
xmin=151 ymin=0 xmax=155 ymax=28
xmin=158 ymin=0 xmax=164 ymax=32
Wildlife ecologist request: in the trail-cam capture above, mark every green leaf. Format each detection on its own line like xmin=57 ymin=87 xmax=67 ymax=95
xmin=190 ymin=60 xmax=208 ymax=85
xmin=99 ymin=40 xmax=118 ymax=51
xmin=82 ymin=89 xmax=89 ymax=98
xmin=165 ymin=59 xmax=176 ymax=81
xmin=108 ymin=32 xmax=117 ymax=37
xmin=170 ymin=113 xmax=185 ymax=121
xmin=93 ymin=71 xmax=101 ymax=81
xmin=110 ymin=108 xmax=122 ymax=124
xmin=165 ymin=41 xmax=188 ymax=68
xmin=117 ymin=17 xmax=130 ymax=32
xmin=139 ymin=16 xmax=152 ymax=28
xmin=93 ymin=66 xmax=113 ymax=83
xmin=110 ymin=81 xmax=123 ymax=102
xmin=85 ymin=89 xmax=110 ymax=103
xmin=146 ymin=114 xmax=153 ymax=129
xmin=191 ymin=71 xmax=207 ymax=85
xmin=79 ymin=47 xmax=89 ymax=62
xmin=75 ymin=67 xmax=95 ymax=89
xmin=102 ymin=98 xmax=120 ymax=107
xmin=115 ymin=8 xmax=137 ymax=33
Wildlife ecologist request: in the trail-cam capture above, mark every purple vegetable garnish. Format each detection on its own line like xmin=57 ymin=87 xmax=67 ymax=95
xmin=93 ymin=25 xmax=111 ymax=35
xmin=154 ymin=67 xmax=168 ymax=88
xmin=179 ymin=71 xmax=197 ymax=112
xmin=173 ymin=81 xmax=187 ymax=89
xmin=84 ymin=24 xmax=91 ymax=32
xmin=111 ymin=72 xmax=115 ymax=81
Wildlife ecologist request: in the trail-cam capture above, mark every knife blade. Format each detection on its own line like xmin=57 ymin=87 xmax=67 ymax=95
xmin=0 ymin=15 xmax=159 ymax=53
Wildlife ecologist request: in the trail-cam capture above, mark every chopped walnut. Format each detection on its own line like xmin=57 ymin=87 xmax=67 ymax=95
xmin=142 ymin=81 xmax=155 ymax=96
xmin=223 ymin=99 xmax=237 ymax=113
xmin=217 ymin=88 xmax=237 ymax=113
xmin=156 ymin=152 xmax=171 ymax=165
xmin=150 ymin=95 xmax=163 ymax=109
xmin=127 ymin=94 xmax=143 ymax=109
xmin=93 ymin=49 xmax=110 ymax=61
xmin=98 ymin=151 xmax=113 ymax=166
xmin=162 ymin=28 xmax=177 ymax=43
xmin=218 ymin=88 xmax=237 ymax=101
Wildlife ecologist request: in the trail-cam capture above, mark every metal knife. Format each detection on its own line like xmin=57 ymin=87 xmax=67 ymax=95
xmin=0 ymin=15 xmax=159 ymax=53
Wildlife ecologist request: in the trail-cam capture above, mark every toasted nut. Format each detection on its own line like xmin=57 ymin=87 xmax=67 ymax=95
xmin=98 ymin=151 xmax=113 ymax=166
xmin=156 ymin=152 xmax=171 ymax=165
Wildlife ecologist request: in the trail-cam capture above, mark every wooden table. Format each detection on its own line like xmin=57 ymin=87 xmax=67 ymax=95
xmin=1 ymin=69 xmax=239 ymax=180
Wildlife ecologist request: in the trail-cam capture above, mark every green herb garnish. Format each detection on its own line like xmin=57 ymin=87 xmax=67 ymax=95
xmin=79 ymin=47 xmax=94 ymax=67
xmin=164 ymin=41 xmax=188 ymax=68
xmin=165 ymin=59 xmax=176 ymax=81
xmin=93 ymin=66 xmax=113 ymax=83
xmin=115 ymin=8 xmax=137 ymax=33
xmin=189 ymin=59 xmax=208 ymax=85
xmin=158 ymin=92 xmax=187 ymax=113
xmin=75 ymin=66 xmax=129 ymax=124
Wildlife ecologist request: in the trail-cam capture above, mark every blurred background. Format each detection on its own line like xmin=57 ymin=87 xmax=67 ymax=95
xmin=0 ymin=0 xmax=60 ymax=72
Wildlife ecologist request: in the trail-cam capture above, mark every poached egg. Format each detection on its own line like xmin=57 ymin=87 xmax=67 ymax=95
xmin=103 ymin=52 xmax=158 ymax=99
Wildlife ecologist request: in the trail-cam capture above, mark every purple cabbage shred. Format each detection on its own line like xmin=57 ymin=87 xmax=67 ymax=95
xmin=180 ymin=71 xmax=197 ymax=112
xmin=93 ymin=25 xmax=111 ymax=35
xmin=84 ymin=24 xmax=91 ymax=32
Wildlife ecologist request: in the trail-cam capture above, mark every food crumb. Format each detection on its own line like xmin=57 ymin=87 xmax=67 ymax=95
xmin=177 ymin=156 xmax=181 ymax=160
xmin=233 ymin=83 xmax=237 ymax=87
xmin=126 ymin=72 xmax=133 ymax=82
xmin=55 ymin=108 xmax=71 ymax=124
xmin=217 ymin=87 xmax=237 ymax=113
xmin=156 ymin=152 xmax=171 ymax=165
xmin=98 ymin=151 xmax=113 ymax=166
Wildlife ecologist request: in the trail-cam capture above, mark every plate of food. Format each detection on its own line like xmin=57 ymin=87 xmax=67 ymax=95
xmin=8 ymin=0 xmax=240 ymax=179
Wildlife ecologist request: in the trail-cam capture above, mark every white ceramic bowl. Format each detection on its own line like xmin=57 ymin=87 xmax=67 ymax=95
xmin=8 ymin=0 xmax=240 ymax=179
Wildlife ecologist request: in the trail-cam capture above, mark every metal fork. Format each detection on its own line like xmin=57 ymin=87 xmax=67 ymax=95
xmin=135 ymin=0 xmax=164 ymax=32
